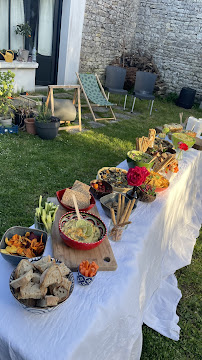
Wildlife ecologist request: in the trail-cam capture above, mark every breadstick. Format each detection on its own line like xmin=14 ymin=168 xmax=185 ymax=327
xmin=124 ymin=198 xmax=136 ymax=223
xmin=110 ymin=207 xmax=116 ymax=226
xmin=120 ymin=195 xmax=125 ymax=218
xmin=116 ymin=193 xmax=122 ymax=224
xmin=119 ymin=199 xmax=131 ymax=224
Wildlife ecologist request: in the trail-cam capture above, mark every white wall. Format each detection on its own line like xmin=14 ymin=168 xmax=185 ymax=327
xmin=57 ymin=0 xmax=86 ymax=85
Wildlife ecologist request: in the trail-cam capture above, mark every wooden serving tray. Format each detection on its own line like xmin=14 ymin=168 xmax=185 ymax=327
xmin=51 ymin=203 xmax=117 ymax=272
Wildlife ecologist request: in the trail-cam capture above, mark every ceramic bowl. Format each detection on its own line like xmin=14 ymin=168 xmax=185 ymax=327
xmin=0 ymin=226 xmax=47 ymax=267
xmin=126 ymin=150 xmax=154 ymax=169
xmin=56 ymin=188 xmax=95 ymax=211
xmin=171 ymin=132 xmax=196 ymax=149
xmin=9 ymin=256 xmax=74 ymax=314
xmin=59 ymin=211 xmax=107 ymax=250
xmin=100 ymin=192 xmax=137 ymax=218
xmin=90 ymin=180 xmax=113 ymax=200
xmin=77 ymin=267 xmax=96 ymax=286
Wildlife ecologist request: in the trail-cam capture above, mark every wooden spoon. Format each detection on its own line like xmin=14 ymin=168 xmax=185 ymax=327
xmin=72 ymin=194 xmax=82 ymax=220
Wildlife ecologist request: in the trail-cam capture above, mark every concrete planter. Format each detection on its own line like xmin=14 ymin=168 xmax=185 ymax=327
xmin=0 ymin=118 xmax=12 ymax=126
xmin=35 ymin=117 xmax=60 ymax=140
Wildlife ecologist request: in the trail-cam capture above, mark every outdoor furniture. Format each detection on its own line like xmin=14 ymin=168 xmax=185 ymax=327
xmin=46 ymin=84 xmax=82 ymax=132
xmin=0 ymin=149 xmax=201 ymax=360
xmin=105 ymin=65 xmax=128 ymax=110
xmin=131 ymin=71 xmax=157 ymax=115
xmin=76 ymin=72 xmax=116 ymax=122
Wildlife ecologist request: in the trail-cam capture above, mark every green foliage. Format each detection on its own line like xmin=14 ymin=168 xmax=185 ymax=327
xmin=165 ymin=92 xmax=178 ymax=103
xmin=0 ymin=70 xmax=15 ymax=118
xmin=35 ymin=103 xmax=52 ymax=123
xmin=15 ymin=22 xmax=32 ymax=38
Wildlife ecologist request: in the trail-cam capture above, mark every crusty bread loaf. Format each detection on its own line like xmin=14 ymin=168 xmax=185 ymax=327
xmin=51 ymin=286 xmax=69 ymax=303
xmin=40 ymin=265 xmax=62 ymax=289
xmin=19 ymin=282 xmax=47 ymax=299
xmin=58 ymin=263 xmax=71 ymax=277
xmin=33 ymin=255 xmax=53 ymax=273
xmin=10 ymin=269 xmax=33 ymax=289
xmin=15 ymin=259 xmax=34 ymax=279
xmin=31 ymin=272 xmax=41 ymax=284
xmin=37 ymin=295 xmax=59 ymax=307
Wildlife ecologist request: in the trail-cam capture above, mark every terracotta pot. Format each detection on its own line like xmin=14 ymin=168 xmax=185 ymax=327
xmin=24 ymin=118 xmax=36 ymax=135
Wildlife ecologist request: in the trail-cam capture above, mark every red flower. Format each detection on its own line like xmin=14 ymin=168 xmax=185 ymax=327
xmin=178 ymin=142 xmax=188 ymax=151
xmin=127 ymin=166 xmax=150 ymax=187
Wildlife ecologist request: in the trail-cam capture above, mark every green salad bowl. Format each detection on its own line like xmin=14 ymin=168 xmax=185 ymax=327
xmin=171 ymin=132 xmax=196 ymax=149
xmin=127 ymin=150 xmax=154 ymax=169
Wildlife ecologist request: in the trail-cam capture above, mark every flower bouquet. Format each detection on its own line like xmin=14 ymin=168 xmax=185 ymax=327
xmin=176 ymin=142 xmax=188 ymax=160
xmin=126 ymin=166 xmax=151 ymax=201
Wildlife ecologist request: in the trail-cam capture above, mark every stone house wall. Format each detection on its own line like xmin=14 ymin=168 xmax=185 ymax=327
xmin=79 ymin=0 xmax=138 ymax=80
xmin=80 ymin=0 xmax=202 ymax=98
xmin=133 ymin=0 xmax=202 ymax=98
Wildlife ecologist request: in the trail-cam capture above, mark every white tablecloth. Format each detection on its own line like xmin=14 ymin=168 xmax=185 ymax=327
xmin=0 ymin=149 xmax=201 ymax=360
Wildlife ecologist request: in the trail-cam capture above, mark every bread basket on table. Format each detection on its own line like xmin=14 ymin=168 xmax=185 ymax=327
xmin=9 ymin=256 xmax=74 ymax=314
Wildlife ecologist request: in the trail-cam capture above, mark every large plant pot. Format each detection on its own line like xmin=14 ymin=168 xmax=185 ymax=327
xmin=0 ymin=118 xmax=12 ymax=126
xmin=24 ymin=118 xmax=36 ymax=135
xmin=35 ymin=117 xmax=60 ymax=140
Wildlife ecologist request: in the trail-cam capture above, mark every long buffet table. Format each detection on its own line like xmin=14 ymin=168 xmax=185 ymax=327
xmin=0 ymin=148 xmax=201 ymax=360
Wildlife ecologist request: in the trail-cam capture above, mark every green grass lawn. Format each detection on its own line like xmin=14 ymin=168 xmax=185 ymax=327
xmin=0 ymin=96 xmax=201 ymax=359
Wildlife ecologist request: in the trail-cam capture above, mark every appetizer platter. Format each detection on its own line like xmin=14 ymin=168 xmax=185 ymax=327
xmin=97 ymin=167 xmax=131 ymax=193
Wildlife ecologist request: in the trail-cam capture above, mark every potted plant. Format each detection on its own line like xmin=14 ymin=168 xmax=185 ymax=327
xmin=14 ymin=105 xmax=35 ymax=132
xmin=0 ymin=70 xmax=15 ymax=126
xmin=0 ymin=102 xmax=14 ymax=126
xmin=15 ymin=22 xmax=32 ymax=62
xmin=136 ymin=183 xmax=156 ymax=203
xmin=35 ymin=103 xmax=60 ymax=140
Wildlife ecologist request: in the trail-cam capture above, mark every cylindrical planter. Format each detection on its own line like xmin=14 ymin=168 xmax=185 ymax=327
xmin=21 ymin=49 xmax=29 ymax=62
xmin=0 ymin=118 xmax=12 ymax=126
xmin=35 ymin=118 xmax=60 ymax=140
xmin=24 ymin=118 xmax=36 ymax=135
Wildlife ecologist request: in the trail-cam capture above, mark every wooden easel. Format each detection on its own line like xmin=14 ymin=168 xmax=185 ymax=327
xmin=46 ymin=85 xmax=82 ymax=132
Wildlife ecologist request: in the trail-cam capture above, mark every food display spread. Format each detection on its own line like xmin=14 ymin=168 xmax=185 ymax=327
xmin=0 ymin=122 xmax=196 ymax=314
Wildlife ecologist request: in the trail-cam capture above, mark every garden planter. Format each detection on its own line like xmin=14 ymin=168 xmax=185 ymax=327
xmin=0 ymin=118 xmax=12 ymax=126
xmin=24 ymin=118 xmax=36 ymax=135
xmin=35 ymin=117 xmax=60 ymax=140
xmin=20 ymin=49 xmax=29 ymax=62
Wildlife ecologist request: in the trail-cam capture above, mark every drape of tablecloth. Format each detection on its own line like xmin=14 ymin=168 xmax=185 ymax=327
xmin=0 ymin=148 xmax=201 ymax=360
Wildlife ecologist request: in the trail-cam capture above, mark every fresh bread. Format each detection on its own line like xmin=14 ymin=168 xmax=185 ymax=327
xmin=14 ymin=259 xmax=34 ymax=279
xmin=31 ymin=272 xmax=41 ymax=284
xmin=10 ymin=269 xmax=33 ymax=289
xmin=33 ymin=255 xmax=53 ymax=273
xmin=40 ymin=265 xmax=62 ymax=289
xmin=50 ymin=286 xmax=69 ymax=303
xmin=37 ymin=295 xmax=59 ymax=307
xmin=58 ymin=263 xmax=71 ymax=277
xmin=19 ymin=282 xmax=47 ymax=299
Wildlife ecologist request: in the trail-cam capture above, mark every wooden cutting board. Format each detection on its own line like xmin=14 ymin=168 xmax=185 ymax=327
xmin=51 ymin=204 xmax=117 ymax=271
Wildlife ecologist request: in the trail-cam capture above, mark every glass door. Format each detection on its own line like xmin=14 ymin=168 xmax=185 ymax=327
xmin=25 ymin=0 xmax=63 ymax=85
xmin=0 ymin=0 xmax=63 ymax=85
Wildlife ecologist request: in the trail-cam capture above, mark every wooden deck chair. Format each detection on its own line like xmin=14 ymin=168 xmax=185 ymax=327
xmin=76 ymin=72 xmax=116 ymax=121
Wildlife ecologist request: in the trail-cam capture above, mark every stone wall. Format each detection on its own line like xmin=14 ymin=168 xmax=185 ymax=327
xmin=133 ymin=0 xmax=202 ymax=98
xmin=80 ymin=0 xmax=202 ymax=98
xmin=79 ymin=0 xmax=138 ymax=80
